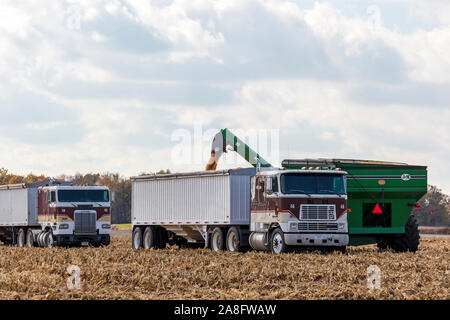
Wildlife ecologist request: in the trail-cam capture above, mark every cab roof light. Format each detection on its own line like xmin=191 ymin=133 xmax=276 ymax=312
xmin=301 ymin=167 xmax=307 ymax=170
xmin=315 ymin=167 xmax=321 ymax=170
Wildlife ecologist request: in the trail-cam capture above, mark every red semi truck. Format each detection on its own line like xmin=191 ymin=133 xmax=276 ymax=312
xmin=0 ymin=180 xmax=111 ymax=247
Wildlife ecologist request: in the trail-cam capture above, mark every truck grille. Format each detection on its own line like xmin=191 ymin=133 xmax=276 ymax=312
xmin=300 ymin=204 xmax=336 ymax=220
xmin=298 ymin=222 xmax=338 ymax=231
xmin=74 ymin=211 xmax=97 ymax=234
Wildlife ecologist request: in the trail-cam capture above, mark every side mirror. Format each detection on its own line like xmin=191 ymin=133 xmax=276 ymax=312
xmin=111 ymin=191 xmax=115 ymax=203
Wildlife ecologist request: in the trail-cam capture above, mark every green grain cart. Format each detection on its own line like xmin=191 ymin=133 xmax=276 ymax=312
xmin=282 ymin=159 xmax=427 ymax=252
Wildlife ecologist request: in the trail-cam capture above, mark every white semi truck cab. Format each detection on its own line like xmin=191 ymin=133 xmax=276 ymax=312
xmin=248 ymin=168 xmax=349 ymax=253
xmin=0 ymin=181 xmax=111 ymax=247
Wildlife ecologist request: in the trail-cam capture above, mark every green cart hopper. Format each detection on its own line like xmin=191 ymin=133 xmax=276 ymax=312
xmin=282 ymin=159 xmax=428 ymax=252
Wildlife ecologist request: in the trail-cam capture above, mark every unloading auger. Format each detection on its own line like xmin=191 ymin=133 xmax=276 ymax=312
xmin=205 ymin=128 xmax=273 ymax=170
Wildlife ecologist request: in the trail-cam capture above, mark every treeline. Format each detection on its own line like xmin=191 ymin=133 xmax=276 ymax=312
xmin=416 ymin=185 xmax=449 ymax=226
xmin=0 ymin=168 xmax=170 ymax=224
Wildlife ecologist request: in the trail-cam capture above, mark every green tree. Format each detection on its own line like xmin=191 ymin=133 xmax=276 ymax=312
xmin=415 ymin=185 xmax=449 ymax=226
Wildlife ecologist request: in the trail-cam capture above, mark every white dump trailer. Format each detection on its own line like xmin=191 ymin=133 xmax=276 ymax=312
xmin=0 ymin=184 xmax=39 ymax=227
xmin=131 ymin=167 xmax=349 ymax=254
xmin=131 ymin=168 xmax=254 ymax=250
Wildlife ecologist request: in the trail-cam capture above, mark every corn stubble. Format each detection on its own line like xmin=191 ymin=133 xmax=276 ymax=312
xmin=0 ymin=238 xmax=448 ymax=300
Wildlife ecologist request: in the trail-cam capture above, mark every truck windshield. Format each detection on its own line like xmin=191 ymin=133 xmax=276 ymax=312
xmin=57 ymin=190 xmax=109 ymax=202
xmin=280 ymin=174 xmax=345 ymax=195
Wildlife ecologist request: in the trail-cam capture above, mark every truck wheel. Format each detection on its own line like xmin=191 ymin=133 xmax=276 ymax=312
xmin=17 ymin=228 xmax=26 ymax=247
xmin=132 ymin=227 xmax=143 ymax=250
xmin=270 ymin=228 xmax=286 ymax=254
xmin=211 ymin=227 xmax=225 ymax=251
xmin=389 ymin=215 xmax=420 ymax=252
xmin=226 ymin=227 xmax=241 ymax=252
xmin=37 ymin=232 xmax=45 ymax=247
xmin=45 ymin=232 xmax=54 ymax=248
xmin=143 ymin=227 xmax=155 ymax=249
xmin=26 ymin=229 xmax=34 ymax=247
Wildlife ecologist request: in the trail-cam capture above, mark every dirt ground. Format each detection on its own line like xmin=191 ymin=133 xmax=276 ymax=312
xmin=0 ymin=237 xmax=448 ymax=300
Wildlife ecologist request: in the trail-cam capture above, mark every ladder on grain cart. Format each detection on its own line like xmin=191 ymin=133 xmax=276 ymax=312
xmin=205 ymin=128 xmax=273 ymax=170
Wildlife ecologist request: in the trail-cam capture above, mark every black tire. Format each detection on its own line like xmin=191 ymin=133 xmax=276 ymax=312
xmin=211 ymin=227 xmax=225 ymax=251
xmin=226 ymin=227 xmax=241 ymax=252
xmin=389 ymin=215 xmax=420 ymax=252
xmin=26 ymin=229 xmax=34 ymax=247
xmin=156 ymin=227 xmax=167 ymax=249
xmin=132 ymin=227 xmax=143 ymax=250
xmin=269 ymin=228 xmax=286 ymax=254
xmin=101 ymin=236 xmax=110 ymax=247
xmin=44 ymin=232 xmax=54 ymax=248
xmin=17 ymin=228 xmax=26 ymax=247
xmin=377 ymin=240 xmax=388 ymax=250
xmin=143 ymin=227 xmax=155 ymax=249
xmin=37 ymin=232 xmax=45 ymax=247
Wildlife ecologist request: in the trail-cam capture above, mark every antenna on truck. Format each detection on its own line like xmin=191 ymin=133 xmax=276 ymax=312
xmin=256 ymin=157 xmax=261 ymax=172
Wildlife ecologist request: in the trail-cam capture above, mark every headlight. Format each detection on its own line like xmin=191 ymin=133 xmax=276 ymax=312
xmin=338 ymin=223 xmax=345 ymax=230
xmin=102 ymin=224 xmax=111 ymax=229
xmin=290 ymin=223 xmax=297 ymax=231
xmin=59 ymin=223 xmax=69 ymax=229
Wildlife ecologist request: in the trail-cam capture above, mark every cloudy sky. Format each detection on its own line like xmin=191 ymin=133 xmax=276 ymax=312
xmin=0 ymin=0 xmax=449 ymax=193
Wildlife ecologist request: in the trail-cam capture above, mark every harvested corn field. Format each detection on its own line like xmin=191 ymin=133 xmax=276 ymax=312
xmin=0 ymin=238 xmax=448 ymax=300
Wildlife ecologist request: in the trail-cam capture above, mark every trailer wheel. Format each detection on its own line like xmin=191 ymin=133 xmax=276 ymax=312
xmin=143 ymin=227 xmax=155 ymax=249
xmin=211 ymin=227 xmax=225 ymax=251
xmin=269 ymin=228 xmax=286 ymax=254
xmin=17 ymin=228 xmax=26 ymax=247
xmin=389 ymin=215 xmax=420 ymax=252
xmin=377 ymin=239 xmax=388 ymax=250
xmin=26 ymin=229 xmax=34 ymax=247
xmin=156 ymin=227 xmax=168 ymax=249
xmin=132 ymin=227 xmax=143 ymax=250
xmin=226 ymin=227 xmax=241 ymax=252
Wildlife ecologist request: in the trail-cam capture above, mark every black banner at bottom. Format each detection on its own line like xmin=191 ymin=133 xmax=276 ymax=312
xmin=0 ymin=300 xmax=446 ymax=319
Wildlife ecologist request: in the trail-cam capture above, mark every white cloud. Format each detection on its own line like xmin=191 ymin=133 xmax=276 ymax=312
xmin=91 ymin=31 xmax=107 ymax=42
xmin=124 ymin=0 xmax=225 ymax=61
xmin=388 ymin=27 xmax=450 ymax=84
xmin=0 ymin=0 xmax=449 ymax=195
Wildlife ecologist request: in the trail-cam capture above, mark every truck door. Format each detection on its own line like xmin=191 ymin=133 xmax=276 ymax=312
xmin=50 ymin=191 xmax=57 ymax=221
xmin=254 ymin=176 xmax=267 ymax=210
